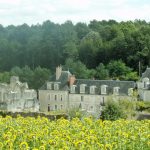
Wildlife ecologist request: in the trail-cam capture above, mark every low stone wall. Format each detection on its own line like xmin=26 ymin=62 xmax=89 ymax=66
xmin=0 ymin=111 xmax=68 ymax=121
xmin=137 ymin=111 xmax=150 ymax=121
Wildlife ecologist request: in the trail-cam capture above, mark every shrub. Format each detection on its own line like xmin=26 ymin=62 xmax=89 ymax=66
xmin=0 ymin=110 xmax=12 ymax=118
xmin=146 ymin=108 xmax=150 ymax=113
xmin=136 ymin=101 xmax=146 ymax=112
xmin=68 ymin=107 xmax=86 ymax=120
xmin=100 ymin=99 xmax=127 ymax=121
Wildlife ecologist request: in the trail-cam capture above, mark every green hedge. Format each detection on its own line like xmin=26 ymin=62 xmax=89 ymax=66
xmin=0 ymin=110 xmax=12 ymax=117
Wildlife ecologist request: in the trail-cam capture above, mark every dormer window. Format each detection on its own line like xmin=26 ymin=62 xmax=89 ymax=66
xmin=90 ymin=86 xmax=96 ymax=94
xmin=54 ymin=82 xmax=61 ymax=90
xmin=128 ymin=88 xmax=133 ymax=96
xmin=91 ymin=87 xmax=94 ymax=92
xmin=47 ymin=82 xmax=53 ymax=90
xmin=81 ymin=87 xmax=85 ymax=92
xmin=70 ymin=85 xmax=77 ymax=93
xmin=113 ymin=87 xmax=120 ymax=95
xmin=101 ymin=85 xmax=108 ymax=94
xmin=54 ymin=84 xmax=58 ymax=90
xmin=142 ymin=77 xmax=149 ymax=89
xmin=80 ymin=84 xmax=87 ymax=93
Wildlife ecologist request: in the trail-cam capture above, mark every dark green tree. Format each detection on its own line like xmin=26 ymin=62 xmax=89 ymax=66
xmin=95 ymin=63 xmax=109 ymax=80
xmin=33 ymin=66 xmax=52 ymax=90
xmin=63 ymin=42 xmax=78 ymax=60
xmin=107 ymin=60 xmax=133 ymax=77
xmin=0 ymin=72 xmax=10 ymax=83
xmin=63 ymin=58 xmax=89 ymax=79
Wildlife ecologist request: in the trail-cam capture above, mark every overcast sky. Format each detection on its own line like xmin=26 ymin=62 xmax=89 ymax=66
xmin=0 ymin=0 xmax=150 ymax=26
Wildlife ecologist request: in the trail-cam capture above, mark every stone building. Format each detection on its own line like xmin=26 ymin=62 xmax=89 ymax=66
xmin=137 ymin=68 xmax=150 ymax=101
xmin=39 ymin=65 xmax=135 ymax=116
xmin=0 ymin=76 xmax=39 ymax=112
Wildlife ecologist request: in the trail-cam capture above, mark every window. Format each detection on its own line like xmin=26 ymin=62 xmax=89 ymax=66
xmin=80 ymin=84 xmax=87 ymax=93
xmin=81 ymin=87 xmax=84 ymax=92
xmin=144 ymin=81 xmax=149 ymax=88
xmin=144 ymin=82 xmax=146 ymax=88
xmin=54 ymin=84 xmax=58 ymax=90
xmin=142 ymin=77 xmax=149 ymax=89
xmin=54 ymin=82 xmax=61 ymax=90
xmin=61 ymin=95 xmax=63 ymax=101
xmin=102 ymin=87 xmax=105 ymax=93
xmin=47 ymin=94 xmax=50 ymax=100
xmin=91 ymin=106 xmax=93 ymax=111
xmin=61 ymin=105 xmax=62 ymax=109
xmin=55 ymin=95 xmax=57 ymax=100
xmin=90 ymin=86 xmax=96 ymax=94
xmin=47 ymin=82 xmax=52 ymax=90
xmin=55 ymin=105 xmax=57 ymax=111
xmin=101 ymin=85 xmax=107 ymax=94
xmin=113 ymin=87 xmax=120 ymax=95
xmin=48 ymin=104 xmax=50 ymax=112
xmin=81 ymin=96 xmax=84 ymax=102
xmin=103 ymin=97 xmax=105 ymax=105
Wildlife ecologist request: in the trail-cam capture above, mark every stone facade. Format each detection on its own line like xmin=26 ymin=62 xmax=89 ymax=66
xmin=39 ymin=66 xmax=135 ymax=117
xmin=0 ymin=76 xmax=39 ymax=112
xmin=39 ymin=90 xmax=68 ymax=112
xmin=137 ymin=68 xmax=150 ymax=101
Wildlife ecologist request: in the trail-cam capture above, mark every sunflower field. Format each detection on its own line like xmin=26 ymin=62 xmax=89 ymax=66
xmin=0 ymin=115 xmax=150 ymax=150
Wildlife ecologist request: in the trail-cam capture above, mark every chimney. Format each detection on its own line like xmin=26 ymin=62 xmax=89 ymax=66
xmin=56 ymin=65 xmax=62 ymax=80
xmin=90 ymin=76 xmax=95 ymax=80
xmin=69 ymin=75 xmax=75 ymax=87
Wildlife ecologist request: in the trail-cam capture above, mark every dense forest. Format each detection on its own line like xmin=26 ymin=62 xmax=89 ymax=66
xmin=0 ymin=19 xmax=150 ymax=89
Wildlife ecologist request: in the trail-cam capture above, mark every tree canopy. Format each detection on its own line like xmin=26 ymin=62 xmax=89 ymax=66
xmin=1 ymin=19 xmax=149 ymax=88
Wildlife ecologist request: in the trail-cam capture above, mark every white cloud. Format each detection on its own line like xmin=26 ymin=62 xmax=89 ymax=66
xmin=142 ymin=4 xmax=150 ymax=9
xmin=111 ymin=4 xmax=150 ymax=22
xmin=0 ymin=0 xmax=21 ymax=5
xmin=0 ymin=0 xmax=150 ymax=26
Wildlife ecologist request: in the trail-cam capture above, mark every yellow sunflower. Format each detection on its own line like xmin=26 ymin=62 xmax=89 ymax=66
xmin=95 ymin=143 xmax=101 ymax=148
xmin=112 ymin=142 xmax=117 ymax=148
xmin=105 ymin=144 xmax=112 ymax=150
xmin=86 ymin=145 xmax=92 ymax=150
xmin=39 ymin=146 xmax=45 ymax=150
xmin=105 ymin=132 xmax=111 ymax=138
xmin=20 ymin=142 xmax=28 ymax=150
xmin=41 ymin=140 xmax=46 ymax=145
xmin=51 ymin=139 xmax=58 ymax=147
xmin=5 ymin=140 xmax=13 ymax=148
xmin=63 ymin=146 xmax=69 ymax=150
xmin=0 ymin=142 xmax=3 ymax=148
xmin=75 ymin=141 xmax=84 ymax=149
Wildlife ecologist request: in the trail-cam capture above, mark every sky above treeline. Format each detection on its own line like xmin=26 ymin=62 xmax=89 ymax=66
xmin=0 ymin=0 xmax=150 ymax=26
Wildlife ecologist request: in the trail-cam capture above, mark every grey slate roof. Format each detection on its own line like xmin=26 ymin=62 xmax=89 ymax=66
xmin=39 ymin=71 xmax=72 ymax=91
xmin=72 ymin=79 xmax=135 ymax=96
xmin=39 ymin=70 xmax=135 ymax=96
xmin=139 ymin=68 xmax=150 ymax=81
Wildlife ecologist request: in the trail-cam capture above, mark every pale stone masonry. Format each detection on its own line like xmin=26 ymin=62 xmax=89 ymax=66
xmin=0 ymin=76 xmax=39 ymax=112
xmin=39 ymin=65 xmax=135 ymax=116
xmin=136 ymin=68 xmax=150 ymax=101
